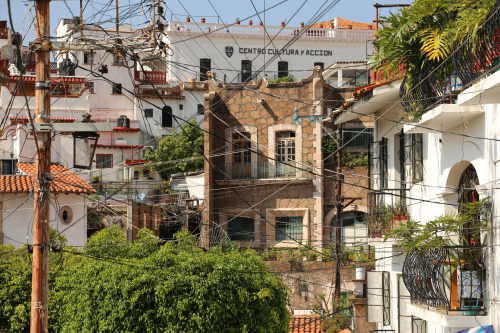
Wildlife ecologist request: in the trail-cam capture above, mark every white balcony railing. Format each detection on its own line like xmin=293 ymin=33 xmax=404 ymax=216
xmin=166 ymin=21 xmax=375 ymax=40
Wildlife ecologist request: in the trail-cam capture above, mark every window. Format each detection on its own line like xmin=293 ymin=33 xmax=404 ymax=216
xmin=144 ymin=108 xmax=153 ymax=118
xmin=162 ymin=106 xmax=173 ymax=127
xmin=0 ymin=160 xmax=17 ymax=174
xmin=59 ymin=206 xmax=73 ymax=225
xmin=314 ymin=62 xmax=324 ymax=70
xmin=83 ymin=51 xmax=95 ymax=65
xmin=96 ymin=154 xmax=113 ymax=168
xmin=276 ymin=131 xmax=296 ymax=177
xmin=233 ymin=132 xmax=251 ymax=164
xmin=87 ymin=82 xmax=95 ymax=94
xmin=241 ymin=60 xmax=252 ymax=82
xmin=371 ymin=137 xmax=388 ymax=189
xmin=112 ymin=83 xmax=122 ymax=95
xmin=134 ymin=171 xmax=139 ymax=180
xmin=112 ymin=51 xmax=125 ymax=66
xmin=278 ymin=61 xmax=288 ymax=78
xmin=179 ymin=104 xmax=183 ymax=111
xmin=343 ymin=127 xmax=374 ymax=148
xmin=403 ymin=133 xmax=423 ymax=183
xmin=197 ymin=104 xmax=204 ymax=115
xmin=276 ymin=131 xmax=295 ymax=162
xmin=228 ymin=217 xmax=254 ymax=241
xmin=143 ymin=169 xmax=150 ymax=178
xmin=276 ymin=216 xmax=303 ymax=241
xmin=200 ymin=58 xmax=211 ymax=81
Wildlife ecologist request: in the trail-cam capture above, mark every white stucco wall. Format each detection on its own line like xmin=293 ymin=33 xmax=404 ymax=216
xmin=1 ymin=193 xmax=87 ymax=247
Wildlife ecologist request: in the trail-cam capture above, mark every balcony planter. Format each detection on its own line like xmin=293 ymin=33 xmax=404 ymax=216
xmin=300 ymin=22 xmax=305 ymax=28
xmin=201 ymin=18 xmax=205 ymax=23
xmin=259 ymin=21 xmax=263 ymax=26
xmin=236 ymin=18 xmax=240 ymax=25
xmin=347 ymin=24 xmax=353 ymax=29
xmin=281 ymin=21 xmax=285 ymax=27
xmin=249 ymin=20 xmax=253 ymax=25
xmin=186 ymin=16 xmax=190 ymax=22
xmin=319 ymin=24 xmax=324 ymax=28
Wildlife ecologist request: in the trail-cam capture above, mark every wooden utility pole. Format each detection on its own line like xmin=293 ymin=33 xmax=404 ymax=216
xmin=334 ymin=123 xmax=343 ymax=306
xmin=30 ymin=0 xmax=51 ymax=332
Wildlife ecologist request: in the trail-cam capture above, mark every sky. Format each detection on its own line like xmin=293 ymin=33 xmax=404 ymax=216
xmin=1 ymin=0 xmax=413 ymax=45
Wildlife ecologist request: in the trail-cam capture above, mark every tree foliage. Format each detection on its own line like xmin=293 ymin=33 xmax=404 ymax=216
xmin=370 ymin=0 xmax=495 ymax=86
xmin=145 ymin=119 xmax=204 ymax=179
xmin=0 ymin=227 xmax=290 ymax=333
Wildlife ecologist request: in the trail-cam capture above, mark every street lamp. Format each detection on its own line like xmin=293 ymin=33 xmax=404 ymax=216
xmin=300 ymin=284 xmax=308 ymax=300
xmin=73 ymin=131 xmax=99 ymax=169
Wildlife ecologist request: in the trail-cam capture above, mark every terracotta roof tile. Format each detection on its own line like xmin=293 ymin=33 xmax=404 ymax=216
xmin=8 ymin=76 xmax=86 ymax=84
xmin=113 ymin=127 xmax=141 ymax=132
xmin=311 ymin=17 xmax=374 ymax=30
xmin=9 ymin=115 xmax=77 ymax=124
xmin=289 ymin=314 xmax=324 ymax=333
xmin=0 ymin=163 xmax=96 ymax=194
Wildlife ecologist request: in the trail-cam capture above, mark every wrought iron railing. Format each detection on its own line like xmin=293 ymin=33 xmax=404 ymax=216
xmin=214 ymin=161 xmax=312 ymax=180
xmin=367 ymin=190 xmax=408 ymax=238
xmin=402 ymin=246 xmax=485 ymax=313
xmin=452 ymin=1 xmax=500 ymax=90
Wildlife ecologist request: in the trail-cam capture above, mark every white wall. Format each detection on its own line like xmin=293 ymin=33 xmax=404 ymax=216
xmin=2 ymin=193 xmax=87 ymax=247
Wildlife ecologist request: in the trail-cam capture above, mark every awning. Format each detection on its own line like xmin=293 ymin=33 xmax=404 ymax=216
xmin=456 ymin=325 xmax=494 ymax=333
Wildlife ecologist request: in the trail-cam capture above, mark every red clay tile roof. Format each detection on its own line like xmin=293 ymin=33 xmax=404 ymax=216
xmin=311 ymin=17 xmax=374 ymax=30
xmin=8 ymin=76 xmax=86 ymax=83
xmin=289 ymin=314 xmax=324 ymax=333
xmin=113 ymin=127 xmax=141 ymax=132
xmin=9 ymin=115 xmax=77 ymax=124
xmin=0 ymin=163 xmax=96 ymax=194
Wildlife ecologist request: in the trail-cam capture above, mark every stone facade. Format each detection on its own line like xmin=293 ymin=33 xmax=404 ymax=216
xmin=203 ymin=67 xmax=339 ymax=250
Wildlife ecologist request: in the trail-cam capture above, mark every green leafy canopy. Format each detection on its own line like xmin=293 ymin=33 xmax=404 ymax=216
xmin=145 ymin=119 xmax=204 ymax=180
xmin=0 ymin=227 xmax=290 ymax=333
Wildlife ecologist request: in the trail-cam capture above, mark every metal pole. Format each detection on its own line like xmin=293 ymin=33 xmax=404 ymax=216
xmin=30 ymin=0 xmax=51 ymax=332
xmin=334 ymin=123 xmax=343 ymax=306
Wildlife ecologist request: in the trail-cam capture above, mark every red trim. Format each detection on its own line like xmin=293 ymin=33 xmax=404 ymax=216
xmin=8 ymin=76 xmax=86 ymax=84
xmin=114 ymin=127 xmax=141 ymax=132
xmin=94 ymin=144 xmax=143 ymax=149
xmin=125 ymin=159 xmax=148 ymax=165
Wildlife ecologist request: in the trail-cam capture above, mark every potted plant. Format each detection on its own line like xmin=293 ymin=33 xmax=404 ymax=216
xmin=300 ymin=22 xmax=305 ymax=28
xmin=329 ymin=22 xmax=334 ymax=28
xmin=281 ymin=21 xmax=286 ymax=27
xmin=259 ymin=21 xmax=263 ymax=26
xmin=201 ymin=18 xmax=206 ymax=23
xmin=319 ymin=23 xmax=324 ymax=28
xmin=236 ymin=17 xmax=240 ymax=25
xmin=186 ymin=16 xmax=191 ymax=22
xmin=347 ymin=24 xmax=353 ymax=29
xmin=349 ymin=246 xmax=372 ymax=279
xmin=249 ymin=20 xmax=253 ymax=25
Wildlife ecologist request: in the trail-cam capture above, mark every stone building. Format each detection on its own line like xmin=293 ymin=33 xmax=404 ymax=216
xmin=202 ymin=66 xmax=371 ymax=250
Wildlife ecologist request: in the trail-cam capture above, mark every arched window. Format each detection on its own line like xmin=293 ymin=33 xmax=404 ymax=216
xmin=162 ymin=106 xmax=173 ymax=128
xmin=458 ymin=164 xmax=479 ymax=246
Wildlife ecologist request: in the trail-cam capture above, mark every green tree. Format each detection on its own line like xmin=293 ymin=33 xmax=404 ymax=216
xmin=1 ymin=228 xmax=291 ymax=333
xmin=145 ymin=119 xmax=204 ymax=179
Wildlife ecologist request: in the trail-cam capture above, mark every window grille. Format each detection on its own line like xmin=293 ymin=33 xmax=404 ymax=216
xmin=96 ymin=154 xmax=113 ymax=168
xmin=276 ymin=216 xmax=303 ymax=241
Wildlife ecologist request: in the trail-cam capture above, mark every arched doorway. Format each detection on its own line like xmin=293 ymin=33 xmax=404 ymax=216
xmin=458 ymin=164 xmax=480 ymax=246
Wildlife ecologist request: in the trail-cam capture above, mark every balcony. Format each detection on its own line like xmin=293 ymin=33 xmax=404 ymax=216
xmin=166 ymin=21 xmax=375 ymax=40
xmin=134 ymin=70 xmax=168 ymax=83
xmin=135 ymin=86 xmax=184 ymax=99
xmin=402 ymin=246 xmax=485 ymax=314
xmin=367 ymin=190 xmax=408 ymax=238
xmin=214 ymin=161 xmax=312 ymax=181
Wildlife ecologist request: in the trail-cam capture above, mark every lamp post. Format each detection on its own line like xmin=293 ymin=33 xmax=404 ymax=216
xmin=73 ymin=132 xmax=100 ymax=169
